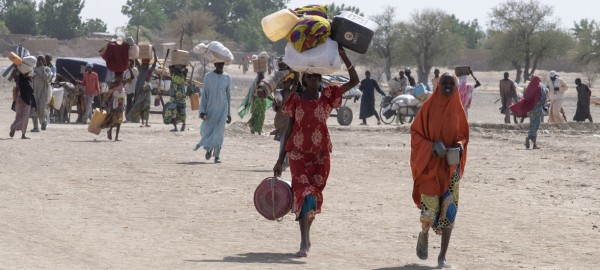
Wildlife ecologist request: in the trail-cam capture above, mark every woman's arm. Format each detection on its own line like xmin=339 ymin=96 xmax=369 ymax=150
xmin=338 ymin=46 xmax=359 ymax=93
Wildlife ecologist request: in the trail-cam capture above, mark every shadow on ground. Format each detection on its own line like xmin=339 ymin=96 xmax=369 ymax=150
xmin=374 ymin=264 xmax=437 ymax=270
xmin=184 ymin=252 xmax=305 ymax=265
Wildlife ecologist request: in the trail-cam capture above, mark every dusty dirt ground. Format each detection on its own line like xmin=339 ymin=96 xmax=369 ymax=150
xmin=1 ymin=62 xmax=600 ymax=270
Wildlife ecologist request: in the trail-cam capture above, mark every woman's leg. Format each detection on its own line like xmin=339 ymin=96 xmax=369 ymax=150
xmin=438 ymin=228 xmax=453 ymax=267
xmin=114 ymin=124 xmax=121 ymax=141
xmin=297 ymin=215 xmax=310 ymax=257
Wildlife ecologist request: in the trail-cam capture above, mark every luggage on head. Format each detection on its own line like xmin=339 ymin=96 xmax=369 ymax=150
xmin=261 ymin=9 xmax=300 ymax=42
xmin=286 ymin=15 xmax=331 ymax=53
xmin=101 ymin=40 xmax=130 ymax=73
xmin=193 ymin=41 xmax=234 ymax=65
xmin=283 ymin=38 xmax=342 ymax=75
xmin=172 ymin=50 xmax=190 ymax=66
xmin=331 ymin=11 xmax=379 ymax=54
xmin=454 ymin=66 xmax=471 ymax=77
xmin=252 ymin=52 xmax=268 ymax=73
xmin=138 ymin=43 xmax=153 ymax=59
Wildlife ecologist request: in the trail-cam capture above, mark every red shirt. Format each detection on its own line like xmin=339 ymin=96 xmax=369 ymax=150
xmin=81 ymin=72 xmax=101 ymax=96
xmin=282 ymin=85 xmax=343 ymax=154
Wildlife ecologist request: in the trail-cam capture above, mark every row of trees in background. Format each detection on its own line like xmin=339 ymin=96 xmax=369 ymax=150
xmin=0 ymin=0 xmax=107 ymax=39
xmin=366 ymin=0 xmax=600 ymax=85
xmin=0 ymin=0 xmax=598 ymax=85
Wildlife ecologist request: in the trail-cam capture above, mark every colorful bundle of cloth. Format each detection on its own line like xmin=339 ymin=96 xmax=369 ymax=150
xmin=286 ymin=14 xmax=331 ymax=53
xmin=294 ymin=4 xmax=328 ymax=18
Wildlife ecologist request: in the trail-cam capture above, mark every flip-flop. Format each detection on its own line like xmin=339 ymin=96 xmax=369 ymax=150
xmin=438 ymin=258 xmax=452 ymax=268
xmin=416 ymin=232 xmax=428 ymax=260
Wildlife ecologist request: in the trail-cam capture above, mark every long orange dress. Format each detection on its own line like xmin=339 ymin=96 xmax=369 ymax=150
xmin=410 ymin=73 xmax=469 ymax=234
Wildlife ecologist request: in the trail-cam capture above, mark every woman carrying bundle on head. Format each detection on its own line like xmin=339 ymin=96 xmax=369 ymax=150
xmin=272 ymin=45 xmax=359 ymax=257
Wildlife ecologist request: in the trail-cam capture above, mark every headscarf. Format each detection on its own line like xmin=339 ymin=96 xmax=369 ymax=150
xmin=509 ymin=75 xmax=542 ymax=117
xmin=549 ymin=70 xmax=557 ymax=78
xmin=410 ymin=72 xmax=469 ymax=208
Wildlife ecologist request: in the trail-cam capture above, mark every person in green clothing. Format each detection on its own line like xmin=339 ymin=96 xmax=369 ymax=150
xmin=238 ymin=72 xmax=271 ymax=135
xmin=164 ymin=65 xmax=188 ymax=132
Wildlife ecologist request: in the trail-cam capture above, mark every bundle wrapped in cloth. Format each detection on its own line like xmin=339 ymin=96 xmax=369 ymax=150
xmin=286 ymin=15 xmax=331 ymax=53
xmin=283 ymin=38 xmax=341 ymax=75
xmin=193 ymin=41 xmax=234 ymax=65
xmin=100 ymin=39 xmax=130 ymax=73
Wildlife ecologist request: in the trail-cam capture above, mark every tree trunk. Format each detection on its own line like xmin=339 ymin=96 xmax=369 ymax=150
xmin=383 ymin=45 xmax=392 ymax=81
xmin=523 ymin=50 xmax=531 ymax=83
xmin=512 ymin=60 xmax=522 ymax=84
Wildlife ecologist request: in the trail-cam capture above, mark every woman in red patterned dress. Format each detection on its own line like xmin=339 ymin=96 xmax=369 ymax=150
xmin=273 ymin=46 xmax=359 ymax=257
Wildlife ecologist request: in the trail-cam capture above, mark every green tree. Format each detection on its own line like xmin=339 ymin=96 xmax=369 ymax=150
xmin=326 ymin=3 xmax=363 ymax=18
xmin=38 ymin=0 xmax=84 ymax=39
xmin=192 ymin=0 xmax=288 ymax=50
xmin=571 ymin=19 xmax=600 ymax=86
xmin=121 ymin=0 xmax=168 ymax=30
xmin=400 ymin=9 xmax=464 ymax=83
xmin=450 ymin=16 xmax=485 ymax=49
xmin=4 ymin=0 xmax=38 ymax=35
xmin=0 ymin=20 xmax=10 ymax=34
xmin=0 ymin=0 xmax=17 ymax=18
xmin=82 ymin=18 xmax=107 ymax=35
xmin=488 ymin=0 xmax=569 ymax=82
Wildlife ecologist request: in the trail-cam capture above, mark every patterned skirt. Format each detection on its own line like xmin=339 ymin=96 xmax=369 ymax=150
xmin=288 ymin=151 xmax=330 ymax=222
xmin=420 ymin=168 xmax=461 ymax=235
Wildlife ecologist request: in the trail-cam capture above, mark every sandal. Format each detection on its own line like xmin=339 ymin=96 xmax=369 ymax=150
xmin=416 ymin=231 xmax=428 ymax=260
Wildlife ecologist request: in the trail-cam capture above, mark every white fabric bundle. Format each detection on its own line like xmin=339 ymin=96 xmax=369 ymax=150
xmin=283 ymin=38 xmax=342 ymax=75
xmin=193 ymin=41 xmax=234 ymax=65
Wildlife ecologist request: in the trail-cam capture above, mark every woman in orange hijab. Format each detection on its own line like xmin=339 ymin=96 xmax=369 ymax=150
xmin=410 ymin=72 xmax=469 ymax=268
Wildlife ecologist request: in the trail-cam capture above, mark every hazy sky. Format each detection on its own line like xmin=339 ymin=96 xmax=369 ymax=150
xmin=80 ymin=0 xmax=597 ymax=31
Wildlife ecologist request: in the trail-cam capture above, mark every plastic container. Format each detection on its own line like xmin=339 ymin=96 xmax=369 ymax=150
xmin=139 ymin=44 xmax=153 ymax=59
xmin=189 ymin=93 xmax=199 ymax=111
xmin=51 ymin=87 xmax=64 ymax=109
xmin=8 ymin=52 xmax=22 ymax=65
xmin=252 ymin=56 xmax=268 ymax=73
xmin=331 ymin=11 xmax=379 ymax=54
xmin=283 ymin=38 xmax=342 ymax=75
xmin=158 ymin=80 xmax=171 ymax=91
xmin=172 ymin=50 xmax=190 ymax=66
xmin=446 ymin=147 xmax=461 ymax=165
xmin=261 ymin=9 xmax=300 ymax=42
xmin=88 ymin=108 xmax=106 ymax=135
